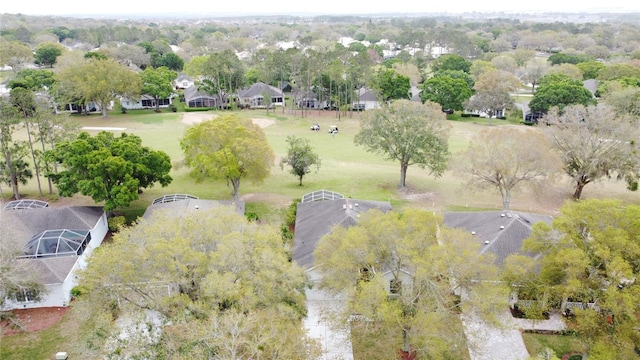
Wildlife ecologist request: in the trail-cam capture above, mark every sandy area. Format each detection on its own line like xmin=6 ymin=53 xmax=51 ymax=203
xmin=180 ymin=112 xmax=275 ymax=128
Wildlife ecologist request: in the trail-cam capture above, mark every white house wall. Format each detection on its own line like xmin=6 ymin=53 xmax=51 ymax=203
xmin=2 ymin=211 xmax=109 ymax=310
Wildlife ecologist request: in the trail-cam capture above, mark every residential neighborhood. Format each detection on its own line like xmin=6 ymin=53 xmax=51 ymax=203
xmin=1 ymin=7 xmax=640 ymax=360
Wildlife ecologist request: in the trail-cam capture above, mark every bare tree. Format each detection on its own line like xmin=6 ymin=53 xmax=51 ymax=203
xmin=456 ymin=127 xmax=562 ymax=210
xmin=544 ymin=104 xmax=640 ymax=199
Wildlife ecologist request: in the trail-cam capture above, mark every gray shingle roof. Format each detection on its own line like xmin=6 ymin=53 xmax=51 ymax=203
xmin=3 ymin=206 xmax=104 ymax=248
xmin=184 ymin=85 xmax=220 ymax=102
xmin=443 ymin=211 xmax=553 ymax=265
xmin=1 ymin=206 xmax=105 ymax=285
xmin=292 ymin=197 xmax=392 ymax=269
xmin=237 ymin=82 xmax=283 ymax=98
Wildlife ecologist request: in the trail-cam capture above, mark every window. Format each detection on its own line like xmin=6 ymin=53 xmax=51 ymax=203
xmin=390 ymin=279 xmax=402 ymax=295
xmin=14 ymin=289 xmax=39 ymax=303
xmin=359 ymin=267 xmax=372 ymax=282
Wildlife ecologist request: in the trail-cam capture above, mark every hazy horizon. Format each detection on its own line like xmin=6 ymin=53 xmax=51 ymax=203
xmin=2 ymin=0 xmax=639 ymax=19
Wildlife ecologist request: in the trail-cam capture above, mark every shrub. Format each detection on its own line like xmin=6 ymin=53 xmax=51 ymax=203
xmin=71 ymin=285 xmax=88 ymax=299
xmin=108 ymin=216 xmax=126 ymax=232
xmin=245 ymin=212 xmax=259 ymax=222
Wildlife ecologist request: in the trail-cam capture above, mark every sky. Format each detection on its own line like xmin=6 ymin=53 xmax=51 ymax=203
xmin=2 ymin=0 xmax=639 ymax=17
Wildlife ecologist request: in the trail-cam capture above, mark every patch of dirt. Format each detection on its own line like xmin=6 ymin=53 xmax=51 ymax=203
xmin=180 ymin=112 xmax=217 ymax=125
xmin=1 ymin=307 xmax=69 ymax=336
xmin=180 ymin=113 xmax=275 ymax=128
xmin=240 ymin=193 xmax=292 ymax=207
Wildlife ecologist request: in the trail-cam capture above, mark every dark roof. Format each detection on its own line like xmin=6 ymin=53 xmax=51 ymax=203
xmin=292 ymin=196 xmax=392 ymax=269
xmin=3 ymin=206 xmax=105 ymax=248
xmin=443 ymin=211 xmax=553 ymax=265
xmin=142 ymin=198 xmax=245 ymax=221
xmin=184 ymin=85 xmax=220 ymax=102
xmin=237 ymin=82 xmax=283 ymax=98
xmin=356 ymin=87 xmax=378 ymax=102
xmin=1 ymin=206 xmax=105 ymax=285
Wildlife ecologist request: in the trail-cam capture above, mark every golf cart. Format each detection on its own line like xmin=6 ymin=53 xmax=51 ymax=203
xmin=328 ymin=125 xmax=339 ymax=134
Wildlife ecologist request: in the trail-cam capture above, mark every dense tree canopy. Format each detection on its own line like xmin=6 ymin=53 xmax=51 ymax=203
xmin=456 ymin=127 xmax=562 ymax=210
xmin=430 ymin=54 xmax=472 ymax=74
xmin=56 ymin=58 xmax=141 ymax=117
xmin=79 ymin=207 xmax=319 ymax=359
xmin=0 ymin=40 xmax=33 ymax=72
xmin=7 ymin=69 xmax=56 ymax=91
xmin=315 ymin=208 xmax=507 ymax=359
xmin=372 ymin=68 xmax=411 ymax=101
xmin=139 ymin=66 xmax=177 ymax=112
xmin=279 ymin=135 xmax=321 ymax=186
xmin=185 ymin=50 xmax=245 ymax=109
xmin=180 ymin=115 xmax=274 ymax=201
xmin=46 ymin=131 xmax=172 ymax=213
xmin=33 ymin=42 xmax=65 ymax=68
xmin=520 ymin=199 xmax=640 ymax=358
xmin=420 ymin=75 xmax=473 ymax=111
xmin=354 ymin=100 xmax=450 ymax=188
xmin=543 ymin=104 xmax=640 ymax=199
xmin=529 ymin=74 xmax=596 ymax=112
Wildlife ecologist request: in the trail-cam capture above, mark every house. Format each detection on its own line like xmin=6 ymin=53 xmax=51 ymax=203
xmin=352 ymin=87 xmax=380 ymax=110
xmin=142 ymin=193 xmax=245 ymax=220
xmin=237 ymin=82 xmax=284 ymax=109
xmin=292 ymin=189 xmax=392 ymax=360
xmin=183 ymin=85 xmax=222 ymax=108
xmin=443 ymin=210 xmax=553 ymax=266
xmin=464 ymin=94 xmax=506 ymax=118
xmin=173 ymin=74 xmax=195 ymax=90
xmin=1 ymin=202 xmax=108 ymax=310
xmin=120 ymin=94 xmax=174 ymax=110
xmin=296 ymin=90 xmax=321 ymax=109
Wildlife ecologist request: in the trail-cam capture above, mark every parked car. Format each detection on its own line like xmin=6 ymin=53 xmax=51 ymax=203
xmin=442 ymin=108 xmax=454 ymax=114
xmin=328 ymin=125 xmax=339 ymax=134
xmin=311 ymin=123 xmax=320 ymax=131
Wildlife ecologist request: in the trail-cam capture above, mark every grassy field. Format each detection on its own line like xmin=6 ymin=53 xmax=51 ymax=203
xmin=4 ymin=107 xmax=640 ymax=221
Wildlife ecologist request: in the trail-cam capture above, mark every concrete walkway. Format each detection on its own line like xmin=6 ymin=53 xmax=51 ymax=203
xmin=303 ymin=286 xmax=353 ymax=360
xmin=462 ymin=310 xmax=566 ymax=360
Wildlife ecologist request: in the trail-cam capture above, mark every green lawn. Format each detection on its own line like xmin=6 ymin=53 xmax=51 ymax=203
xmin=521 ymin=333 xmax=586 ymax=359
xmin=5 ymin=108 xmax=640 ymax=221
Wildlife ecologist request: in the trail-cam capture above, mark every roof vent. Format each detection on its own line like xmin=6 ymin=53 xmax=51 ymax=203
xmin=500 ymin=225 xmax=505 ymax=230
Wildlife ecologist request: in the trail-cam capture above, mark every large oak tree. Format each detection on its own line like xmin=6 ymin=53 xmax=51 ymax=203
xmin=519 ymin=199 xmax=640 ymax=358
xmin=56 ymin=58 xmax=141 ymax=117
xmin=315 ymin=208 xmax=507 ymax=359
xmin=139 ymin=66 xmax=177 ymax=112
xmin=543 ymin=104 xmax=640 ymax=199
xmin=456 ymin=127 xmax=562 ymax=210
xmin=46 ymin=131 xmax=172 ymax=214
xmin=78 ymin=207 xmax=319 ymax=359
xmin=180 ymin=115 xmax=274 ymax=201
xmin=354 ymin=99 xmax=450 ymax=188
